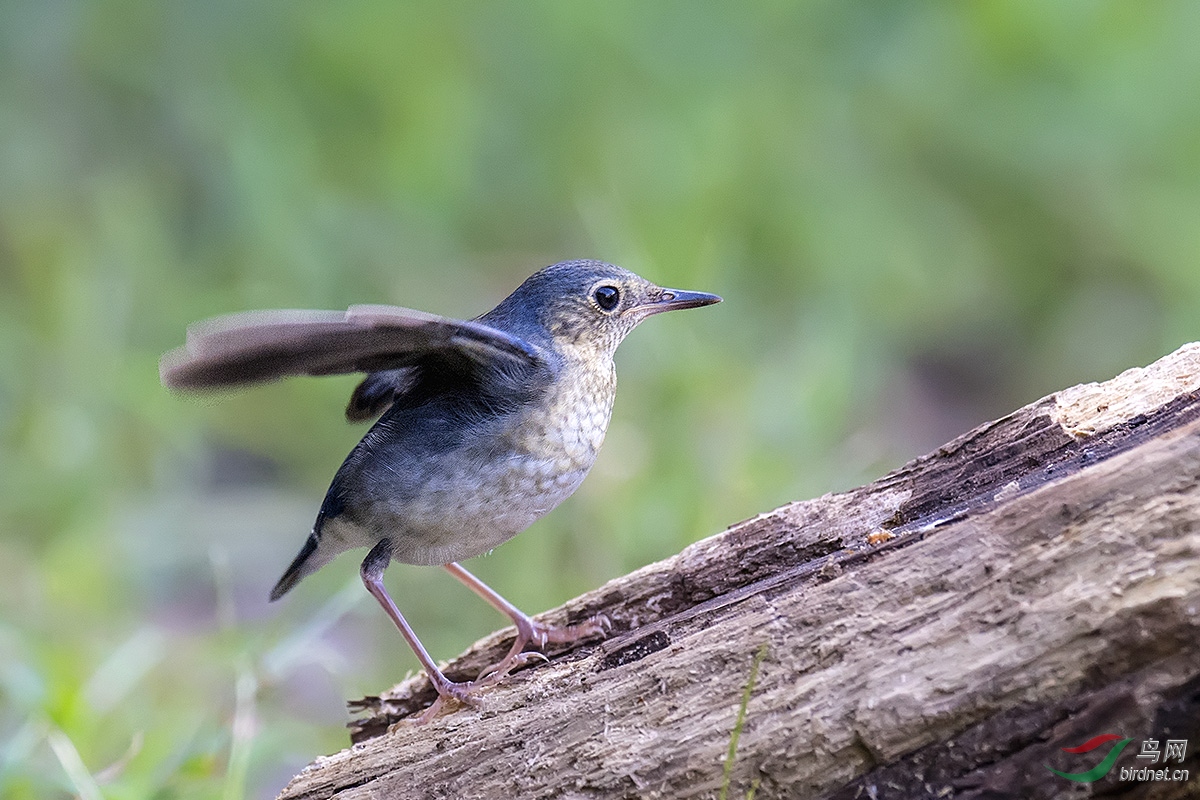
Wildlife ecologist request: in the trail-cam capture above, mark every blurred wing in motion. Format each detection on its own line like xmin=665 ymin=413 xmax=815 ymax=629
xmin=159 ymin=304 xmax=544 ymax=392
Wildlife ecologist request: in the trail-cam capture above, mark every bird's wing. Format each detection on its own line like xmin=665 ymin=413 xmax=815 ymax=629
xmin=159 ymin=304 xmax=544 ymax=391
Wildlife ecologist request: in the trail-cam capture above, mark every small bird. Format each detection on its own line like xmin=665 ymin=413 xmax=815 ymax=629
xmin=161 ymin=260 xmax=720 ymax=719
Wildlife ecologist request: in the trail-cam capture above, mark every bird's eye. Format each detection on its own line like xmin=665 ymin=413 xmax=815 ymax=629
xmin=593 ymin=285 xmax=620 ymax=311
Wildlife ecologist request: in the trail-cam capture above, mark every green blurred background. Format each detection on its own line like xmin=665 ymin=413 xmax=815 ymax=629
xmin=3 ymin=1 xmax=1199 ymax=797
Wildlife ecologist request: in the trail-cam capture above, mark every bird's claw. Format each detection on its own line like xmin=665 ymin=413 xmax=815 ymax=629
xmin=525 ymin=612 xmax=613 ymax=647
xmin=402 ymin=613 xmax=614 ymax=724
xmin=478 ymin=611 xmax=613 ymax=680
xmin=400 ymin=677 xmax=487 ymax=726
xmin=477 ymin=650 xmax=550 ymax=684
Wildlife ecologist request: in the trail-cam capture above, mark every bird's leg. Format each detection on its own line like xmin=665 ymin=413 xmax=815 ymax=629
xmin=443 ymin=562 xmax=611 ymax=682
xmin=360 ymin=540 xmax=479 ymax=723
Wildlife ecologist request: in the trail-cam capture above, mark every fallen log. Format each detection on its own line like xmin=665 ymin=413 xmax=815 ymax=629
xmin=279 ymin=343 xmax=1200 ymax=800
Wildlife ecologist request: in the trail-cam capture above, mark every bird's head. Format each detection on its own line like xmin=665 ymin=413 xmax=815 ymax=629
xmin=481 ymin=260 xmax=721 ymax=357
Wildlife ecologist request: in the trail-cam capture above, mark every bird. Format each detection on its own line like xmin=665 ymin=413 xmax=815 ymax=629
xmin=160 ymin=259 xmax=721 ymax=720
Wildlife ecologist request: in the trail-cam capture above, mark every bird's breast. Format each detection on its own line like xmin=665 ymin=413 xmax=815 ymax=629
xmin=511 ymin=358 xmax=617 ymax=473
xmin=365 ymin=358 xmax=618 ymax=565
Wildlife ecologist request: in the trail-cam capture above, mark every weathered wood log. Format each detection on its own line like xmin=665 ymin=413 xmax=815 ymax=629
xmin=279 ymin=344 xmax=1200 ymax=800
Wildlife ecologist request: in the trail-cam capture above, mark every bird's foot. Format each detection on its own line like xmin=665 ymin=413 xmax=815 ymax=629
xmin=480 ymin=612 xmax=613 ymax=683
xmin=525 ymin=612 xmax=613 ymax=648
xmin=407 ymin=676 xmax=486 ymax=725
xmin=401 ymin=614 xmax=613 ymax=724
xmin=476 ymin=650 xmax=550 ymax=684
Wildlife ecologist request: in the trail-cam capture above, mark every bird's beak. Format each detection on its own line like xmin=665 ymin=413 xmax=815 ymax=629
xmin=630 ymin=288 xmax=723 ymax=318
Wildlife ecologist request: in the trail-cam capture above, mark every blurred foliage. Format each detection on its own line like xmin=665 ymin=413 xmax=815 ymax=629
xmin=2 ymin=1 xmax=1200 ymax=797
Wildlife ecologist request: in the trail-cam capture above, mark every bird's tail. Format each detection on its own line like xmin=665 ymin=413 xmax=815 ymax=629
xmin=269 ymin=532 xmax=321 ymax=601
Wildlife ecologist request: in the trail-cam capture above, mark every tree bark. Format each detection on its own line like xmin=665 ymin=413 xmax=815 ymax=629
xmin=278 ymin=344 xmax=1200 ymax=800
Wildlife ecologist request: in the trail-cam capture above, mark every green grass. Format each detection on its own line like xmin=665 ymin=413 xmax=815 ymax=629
xmin=720 ymin=643 xmax=769 ymax=800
